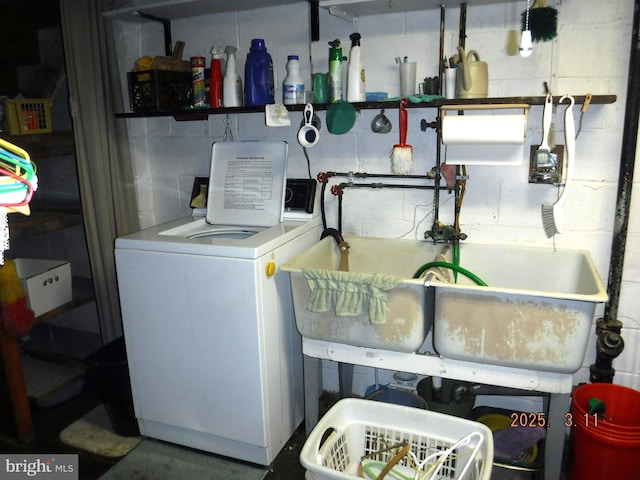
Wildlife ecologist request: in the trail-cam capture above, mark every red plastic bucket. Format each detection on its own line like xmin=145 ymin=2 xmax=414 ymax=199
xmin=570 ymin=384 xmax=640 ymax=479
xmin=572 ymin=383 xmax=640 ymax=433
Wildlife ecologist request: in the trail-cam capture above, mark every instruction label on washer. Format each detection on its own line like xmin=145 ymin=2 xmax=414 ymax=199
xmin=207 ymin=141 xmax=288 ymax=227
xmin=224 ymin=157 xmax=274 ymax=211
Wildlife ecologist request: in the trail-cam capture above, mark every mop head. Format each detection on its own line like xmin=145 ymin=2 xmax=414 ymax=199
xmin=0 ymin=259 xmax=35 ymax=337
xmin=390 ymin=145 xmax=413 ymax=175
xmin=521 ymin=0 xmax=558 ymax=42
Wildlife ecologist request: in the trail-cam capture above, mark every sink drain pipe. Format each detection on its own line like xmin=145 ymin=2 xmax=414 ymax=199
xmin=590 ymin=0 xmax=640 ymax=383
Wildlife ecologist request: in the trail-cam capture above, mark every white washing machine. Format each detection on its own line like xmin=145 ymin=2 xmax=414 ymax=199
xmin=114 ymin=141 xmax=321 ymax=465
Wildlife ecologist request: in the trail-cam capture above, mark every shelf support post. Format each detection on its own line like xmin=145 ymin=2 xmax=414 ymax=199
xmin=309 ymin=0 xmax=320 ymax=42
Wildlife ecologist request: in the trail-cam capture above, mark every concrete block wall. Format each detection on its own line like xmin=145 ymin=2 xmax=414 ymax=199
xmin=111 ymin=0 xmax=639 ymax=395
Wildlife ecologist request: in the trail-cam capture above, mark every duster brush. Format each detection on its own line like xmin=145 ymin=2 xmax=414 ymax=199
xmin=390 ymin=98 xmax=413 ymax=174
xmin=542 ymin=94 xmax=574 ymax=237
xmin=522 ymin=0 xmax=558 ymax=43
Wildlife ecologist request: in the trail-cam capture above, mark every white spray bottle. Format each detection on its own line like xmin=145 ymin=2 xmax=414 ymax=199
xmin=223 ymin=45 xmax=243 ymax=107
xmin=347 ymin=32 xmax=366 ymax=102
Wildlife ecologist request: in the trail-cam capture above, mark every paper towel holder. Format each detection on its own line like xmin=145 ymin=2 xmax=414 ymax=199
xmin=439 ymin=104 xmax=530 ymax=146
xmin=439 ymin=104 xmax=530 ymax=166
xmin=440 ymin=103 xmax=530 ymax=115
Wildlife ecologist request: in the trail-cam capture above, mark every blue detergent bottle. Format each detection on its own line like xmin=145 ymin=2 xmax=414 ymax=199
xmin=245 ymin=39 xmax=274 ymax=106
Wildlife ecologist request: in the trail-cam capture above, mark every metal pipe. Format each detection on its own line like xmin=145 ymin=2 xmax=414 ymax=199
xmin=318 ymin=173 xmax=436 ymax=235
xmin=439 ymin=5 xmax=446 ymax=96
xmin=334 ymin=182 xmax=435 ymax=233
xmin=309 ymin=0 xmax=320 ymax=42
xmin=323 ymin=171 xmax=435 ymax=180
xmin=602 ymin=0 xmax=639 ymax=326
xmin=459 ymin=3 xmax=467 ymax=49
xmin=590 ymin=0 xmax=639 ymax=383
xmin=337 ymin=182 xmax=435 ymax=190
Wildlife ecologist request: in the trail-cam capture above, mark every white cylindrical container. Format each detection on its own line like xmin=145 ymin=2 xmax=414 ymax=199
xmin=445 ymin=67 xmax=457 ymax=99
xmin=283 ymin=55 xmax=304 ymax=105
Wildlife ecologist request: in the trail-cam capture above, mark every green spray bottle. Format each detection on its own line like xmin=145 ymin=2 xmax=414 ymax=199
xmin=328 ymin=39 xmax=343 ymax=102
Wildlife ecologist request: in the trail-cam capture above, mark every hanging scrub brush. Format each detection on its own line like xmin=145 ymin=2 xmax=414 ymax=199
xmin=390 ymin=98 xmax=413 ymax=174
xmin=541 ymin=94 xmax=574 ymax=237
xmin=521 ymin=0 xmax=558 ymax=43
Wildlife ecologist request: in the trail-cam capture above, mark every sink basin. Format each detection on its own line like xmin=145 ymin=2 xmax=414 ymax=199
xmin=282 ymin=235 xmax=607 ymax=372
xmin=281 ymin=235 xmax=439 ymax=353
xmin=428 ymin=243 xmax=608 ymax=373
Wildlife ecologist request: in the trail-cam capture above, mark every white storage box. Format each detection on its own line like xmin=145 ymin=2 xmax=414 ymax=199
xmin=300 ymin=398 xmax=493 ymax=480
xmin=14 ymin=258 xmax=72 ymax=317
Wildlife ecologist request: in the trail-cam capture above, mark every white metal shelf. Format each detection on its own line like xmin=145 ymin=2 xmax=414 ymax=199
xmin=103 ymin=0 xmax=512 ymax=22
xmin=103 ymin=0 xmax=304 ymax=21
xmin=319 ymin=0 xmax=508 ymax=21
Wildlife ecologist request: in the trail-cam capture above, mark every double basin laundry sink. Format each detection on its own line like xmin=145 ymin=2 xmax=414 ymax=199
xmin=281 ymin=235 xmax=608 ymax=373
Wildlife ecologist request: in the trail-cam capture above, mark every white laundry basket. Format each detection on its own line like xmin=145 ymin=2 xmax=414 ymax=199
xmin=300 ymin=398 xmax=493 ymax=480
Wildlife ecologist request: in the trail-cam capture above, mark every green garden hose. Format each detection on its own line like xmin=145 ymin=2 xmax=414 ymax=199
xmin=413 ymin=261 xmax=487 ymax=286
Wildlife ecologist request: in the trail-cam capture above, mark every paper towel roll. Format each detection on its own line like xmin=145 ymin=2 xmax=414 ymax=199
xmin=444 ymin=144 xmax=524 ymax=166
xmin=441 ymin=114 xmax=526 ymax=145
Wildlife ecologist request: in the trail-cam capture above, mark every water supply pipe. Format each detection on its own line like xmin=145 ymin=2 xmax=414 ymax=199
xmin=316 ymin=171 xmax=436 ymax=234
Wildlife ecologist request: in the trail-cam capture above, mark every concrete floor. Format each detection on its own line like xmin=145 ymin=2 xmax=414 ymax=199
xmin=2 ymin=372 xmax=572 ymax=479
xmin=0 ymin=379 xmax=313 ymax=479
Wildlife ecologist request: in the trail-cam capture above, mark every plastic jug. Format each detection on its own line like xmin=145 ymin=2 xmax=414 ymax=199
xmin=245 ymin=39 xmax=274 ymax=106
xmin=456 ymin=47 xmax=488 ymax=99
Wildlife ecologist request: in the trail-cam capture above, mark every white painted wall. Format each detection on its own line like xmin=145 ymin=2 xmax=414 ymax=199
xmin=111 ymin=0 xmax=639 ymax=395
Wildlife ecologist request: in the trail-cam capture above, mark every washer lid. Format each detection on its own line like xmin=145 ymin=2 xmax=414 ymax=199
xmin=206 ymin=141 xmax=288 ymax=227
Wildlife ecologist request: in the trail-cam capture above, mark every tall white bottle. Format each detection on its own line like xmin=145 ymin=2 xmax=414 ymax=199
xmin=346 ymin=32 xmax=366 ymax=102
xmin=282 ymin=55 xmax=304 ymax=105
xmin=223 ymin=45 xmax=243 ymax=107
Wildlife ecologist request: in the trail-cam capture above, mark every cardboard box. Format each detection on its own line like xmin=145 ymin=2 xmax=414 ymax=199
xmin=14 ymin=259 xmax=72 ymax=317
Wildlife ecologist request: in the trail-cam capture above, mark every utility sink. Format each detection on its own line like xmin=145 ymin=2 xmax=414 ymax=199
xmin=282 ymin=235 xmax=608 ymax=373
xmin=427 ymin=243 xmax=608 ymax=373
xmin=281 ymin=235 xmax=439 ymax=353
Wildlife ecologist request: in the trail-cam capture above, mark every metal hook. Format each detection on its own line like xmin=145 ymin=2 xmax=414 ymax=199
xmin=559 ymin=94 xmax=575 ymax=107
xmin=303 ymin=103 xmax=314 ymax=125
xmin=223 ymin=114 xmax=233 ymax=141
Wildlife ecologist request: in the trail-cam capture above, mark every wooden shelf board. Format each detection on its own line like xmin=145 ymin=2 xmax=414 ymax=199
xmin=8 ymin=203 xmax=83 ymax=240
xmin=1 ymin=131 xmax=75 ymax=159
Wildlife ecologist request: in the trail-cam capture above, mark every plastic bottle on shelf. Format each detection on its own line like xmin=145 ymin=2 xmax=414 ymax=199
xmin=223 ymin=45 xmax=243 ymax=107
xmin=245 ymin=39 xmax=275 ymax=107
xmin=209 ymin=46 xmax=223 ymax=108
xmin=346 ymin=32 xmax=366 ymax=102
xmin=282 ymin=55 xmax=304 ymax=105
xmin=328 ymin=39 xmax=343 ymax=102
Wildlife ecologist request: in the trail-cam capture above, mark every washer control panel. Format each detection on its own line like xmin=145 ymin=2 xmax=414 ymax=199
xmin=284 ymin=179 xmax=316 ymax=214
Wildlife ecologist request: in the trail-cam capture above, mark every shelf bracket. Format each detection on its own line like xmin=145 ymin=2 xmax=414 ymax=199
xmin=327 ymin=5 xmax=358 ymax=24
xmin=134 ymin=11 xmax=172 ymax=56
